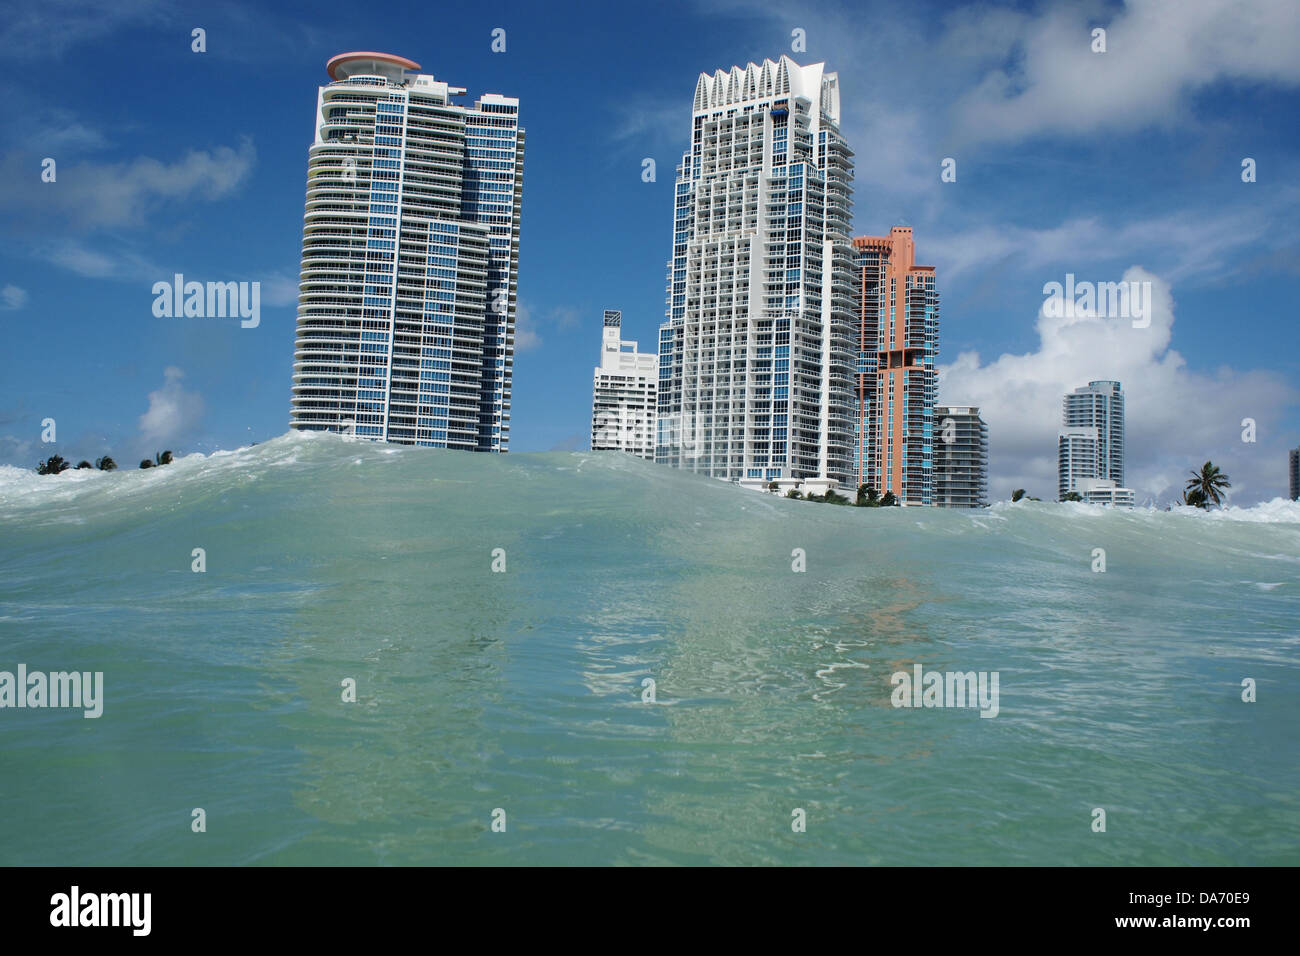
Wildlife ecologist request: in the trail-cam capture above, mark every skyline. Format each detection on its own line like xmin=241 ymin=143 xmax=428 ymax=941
xmin=2 ymin=0 xmax=1298 ymax=506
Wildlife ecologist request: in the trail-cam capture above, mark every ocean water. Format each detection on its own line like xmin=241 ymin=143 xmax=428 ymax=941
xmin=1 ymin=432 xmax=1297 ymax=866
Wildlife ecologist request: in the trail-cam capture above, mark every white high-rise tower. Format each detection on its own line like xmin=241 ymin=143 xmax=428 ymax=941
xmin=591 ymin=310 xmax=657 ymax=459
xmin=1058 ymin=380 xmax=1129 ymax=502
xmin=655 ymin=56 xmax=855 ymax=490
xmin=289 ymin=52 xmax=524 ymax=451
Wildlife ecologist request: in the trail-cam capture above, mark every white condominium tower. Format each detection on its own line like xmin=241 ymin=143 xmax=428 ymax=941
xmin=1058 ymin=380 xmax=1126 ymax=500
xmin=591 ymin=310 xmax=658 ymax=460
xmin=289 ymin=52 xmax=524 ymax=451
xmin=655 ymin=56 xmax=855 ymax=488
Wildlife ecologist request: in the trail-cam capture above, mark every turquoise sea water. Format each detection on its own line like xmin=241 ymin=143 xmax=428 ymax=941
xmin=1 ymin=432 xmax=1297 ymax=865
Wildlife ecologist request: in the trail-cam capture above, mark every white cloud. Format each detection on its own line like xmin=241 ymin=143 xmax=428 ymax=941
xmin=138 ymin=367 xmax=204 ymax=447
xmin=514 ymin=301 xmax=542 ymax=352
xmin=0 ymin=0 xmax=169 ymax=59
xmin=1 ymin=285 xmax=28 ymax=310
xmin=925 ymin=196 xmax=1295 ymax=286
xmin=950 ymin=0 xmax=1300 ymax=145
xmin=262 ymin=273 xmax=300 ymax=307
xmin=0 ymin=139 xmax=256 ymax=230
xmin=34 ymin=239 xmax=160 ymax=280
xmin=939 ymin=266 xmax=1298 ymax=504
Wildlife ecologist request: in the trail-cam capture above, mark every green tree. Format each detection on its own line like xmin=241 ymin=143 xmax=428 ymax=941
xmin=1061 ymin=491 xmax=1083 ymax=502
xmin=785 ymin=489 xmax=802 ymax=499
xmin=155 ymin=450 xmax=174 ymax=466
xmin=880 ymin=491 xmax=897 ymax=507
xmin=95 ymin=456 xmax=117 ymax=471
xmin=824 ymin=489 xmax=850 ymax=505
xmin=855 ymin=484 xmax=880 ymax=507
xmin=1011 ymin=488 xmax=1026 ymax=502
xmin=1185 ymin=461 xmax=1230 ymax=508
xmin=139 ymin=459 xmax=154 ymax=469
xmin=37 ymin=454 xmax=71 ymax=475
xmin=75 ymin=460 xmax=92 ymax=470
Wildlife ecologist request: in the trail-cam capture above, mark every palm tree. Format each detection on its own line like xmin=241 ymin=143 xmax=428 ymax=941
xmin=95 ymin=456 xmax=116 ymax=471
xmin=139 ymin=459 xmax=154 ymax=469
xmin=785 ymin=489 xmax=801 ymax=499
xmin=880 ymin=491 xmax=898 ymax=507
xmin=1185 ymin=461 xmax=1230 ymax=508
xmin=155 ymin=450 xmax=174 ymax=466
xmin=856 ymin=484 xmax=880 ymax=507
xmin=1011 ymin=488 xmax=1026 ymax=502
xmin=1183 ymin=488 xmax=1206 ymax=508
xmin=1061 ymin=491 xmax=1083 ymax=502
xmin=75 ymin=460 xmax=92 ymax=470
xmin=36 ymin=454 xmax=71 ymax=475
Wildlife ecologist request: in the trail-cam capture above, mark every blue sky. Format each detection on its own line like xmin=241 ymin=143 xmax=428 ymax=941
xmin=2 ymin=0 xmax=1298 ymax=503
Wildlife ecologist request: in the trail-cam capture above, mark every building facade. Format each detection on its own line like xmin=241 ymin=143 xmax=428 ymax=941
xmin=288 ymin=52 xmax=524 ymax=451
xmin=655 ymin=56 xmax=856 ymax=490
xmin=591 ymin=310 xmax=657 ymax=460
xmin=932 ymin=405 xmax=987 ymax=508
xmin=1080 ymin=482 xmax=1136 ymax=507
xmin=851 ymin=228 xmax=938 ymax=504
xmin=1058 ymin=380 xmax=1125 ymax=499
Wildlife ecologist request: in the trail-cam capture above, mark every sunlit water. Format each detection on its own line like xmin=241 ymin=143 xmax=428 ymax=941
xmin=1 ymin=432 xmax=1297 ymax=865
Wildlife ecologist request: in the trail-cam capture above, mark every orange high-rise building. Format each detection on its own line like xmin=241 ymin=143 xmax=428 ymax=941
xmin=851 ymin=227 xmax=938 ymax=504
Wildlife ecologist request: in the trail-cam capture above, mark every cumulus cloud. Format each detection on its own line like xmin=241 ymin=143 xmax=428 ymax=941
xmin=939 ymin=267 xmax=1297 ymax=505
xmin=138 ymin=367 xmax=204 ymax=447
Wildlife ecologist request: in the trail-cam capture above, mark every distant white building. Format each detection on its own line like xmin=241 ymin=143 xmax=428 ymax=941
xmin=1058 ymin=380 xmax=1125 ymax=500
xmin=591 ymin=311 xmax=657 ymax=459
xmin=1078 ymin=478 xmax=1135 ymax=507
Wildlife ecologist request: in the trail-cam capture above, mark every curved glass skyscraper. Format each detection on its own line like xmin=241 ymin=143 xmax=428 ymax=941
xmin=289 ymin=52 xmax=524 ymax=451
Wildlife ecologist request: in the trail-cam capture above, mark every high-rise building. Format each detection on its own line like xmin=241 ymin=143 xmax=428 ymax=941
xmin=655 ymin=56 xmax=855 ymax=492
xmin=932 ymin=405 xmax=987 ymax=508
xmin=1290 ymin=446 xmax=1299 ymax=501
xmin=288 ymin=52 xmax=524 ymax=451
xmin=851 ymin=228 xmax=938 ymax=504
xmin=1058 ymin=380 xmax=1126 ymax=500
xmin=591 ymin=310 xmax=657 ymax=460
